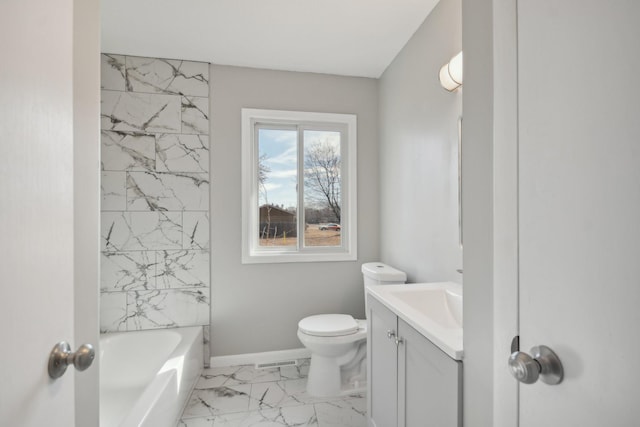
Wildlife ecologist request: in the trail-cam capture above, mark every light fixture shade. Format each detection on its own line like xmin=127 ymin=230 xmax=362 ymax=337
xmin=439 ymin=51 xmax=463 ymax=92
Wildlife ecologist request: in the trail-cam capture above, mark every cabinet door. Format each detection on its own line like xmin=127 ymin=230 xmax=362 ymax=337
xmin=399 ymin=319 xmax=462 ymax=427
xmin=367 ymin=296 xmax=399 ymax=427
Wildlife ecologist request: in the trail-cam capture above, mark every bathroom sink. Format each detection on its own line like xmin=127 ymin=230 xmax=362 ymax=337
xmin=389 ymin=287 xmax=462 ymax=328
xmin=367 ymin=282 xmax=463 ymax=360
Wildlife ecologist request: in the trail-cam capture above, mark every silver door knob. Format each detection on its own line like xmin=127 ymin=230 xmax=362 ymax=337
xmin=508 ymin=345 xmax=563 ymax=385
xmin=48 ymin=341 xmax=95 ymax=379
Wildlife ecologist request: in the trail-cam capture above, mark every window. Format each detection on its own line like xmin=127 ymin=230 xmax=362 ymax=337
xmin=241 ymin=109 xmax=357 ymax=263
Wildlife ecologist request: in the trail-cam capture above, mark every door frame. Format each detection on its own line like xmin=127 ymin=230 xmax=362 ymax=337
xmin=492 ymin=0 xmax=519 ymax=425
xmin=72 ymin=0 xmax=101 ymax=424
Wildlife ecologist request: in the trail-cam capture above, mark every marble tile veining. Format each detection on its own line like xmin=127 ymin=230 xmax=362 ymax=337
xmin=179 ymin=361 xmax=366 ymax=427
xmin=126 ymin=288 xmax=210 ymax=330
xmin=99 ymin=292 xmax=127 ymax=332
xmin=196 ymin=366 xmax=281 ymax=389
xmin=100 ymin=53 xmax=210 ymax=334
xmin=183 ymin=211 xmax=210 ymax=249
xmin=181 ymin=96 xmax=209 ymax=135
xmin=156 ymin=250 xmax=210 ymax=289
xmin=101 ymin=54 xmax=126 ymax=91
xmin=156 ymin=134 xmax=209 ymax=173
xmin=101 ymin=251 xmax=155 ymax=291
xmin=101 ymin=171 xmax=127 ymax=211
xmin=315 ymin=399 xmax=367 ymax=427
xmin=183 ymin=385 xmax=253 ymax=418
xmin=101 ymin=211 xmax=183 ymax=251
xmin=126 ymin=171 xmax=209 ymax=211
xmin=101 ymin=90 xmax=182 ymax=134
xmin=101 ymin=130 xmax=156 ymax=171
xmin=180 ymin=405 xmax=319 ymax=427
xmin=125 ymin=56 xmax=209 ymax=97
xmin=279 ymin=360 xmax=310 ymax=381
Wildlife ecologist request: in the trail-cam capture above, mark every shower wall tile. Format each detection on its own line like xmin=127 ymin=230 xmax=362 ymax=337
xmin=101 ymin=54 xmax=126 ymax=91
xmin=183 ymin=212 xmax=210 ymax=250
xmin=101 ymin=91 xmax=182 ymax=134
xmin=101 ymin=171 xmax=127 ymax=211
xmin=101 ymin=211 xmax=183 ymax=251
xmin=125 ymin=56 xmax=209 ymax=97
xmin=126 ymin=171 xmax=209 ymax=211
xmin=100 ymin=292 xmax=128 ymax=332
xmin=101 ymin=251 xmax=156 ymax=291
xmin=156 ymin=134 xmax=209 ymax=173
xmin=100 ymin=53 xmax=210 ymax=333
xmin=156 ymin=250 xmax=210 ymax=289
xmin=101 ymin=131 xmax=156 ymax=171
xmin=181 ymin=96 xmax=209 ymax=134
xmin=126 ymin=288 xmax=210 ymax=330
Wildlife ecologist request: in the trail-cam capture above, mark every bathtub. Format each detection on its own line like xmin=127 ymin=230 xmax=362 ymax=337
xmin=100 ymin=327 xmax=204 ymax=427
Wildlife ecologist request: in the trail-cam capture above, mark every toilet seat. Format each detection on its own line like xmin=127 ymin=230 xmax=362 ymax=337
xmin=298 ymin=314 xmax=359 ymax=337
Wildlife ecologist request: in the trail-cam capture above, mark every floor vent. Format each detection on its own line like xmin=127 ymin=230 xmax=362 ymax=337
xmin=255 ymin=359 xmax=298 ymax=369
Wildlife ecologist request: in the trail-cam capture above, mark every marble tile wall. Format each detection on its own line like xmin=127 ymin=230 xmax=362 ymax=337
xmin=100 ymin=53 xmax=210 ymax=333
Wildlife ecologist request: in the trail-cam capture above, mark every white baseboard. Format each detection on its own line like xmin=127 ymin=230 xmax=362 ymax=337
xmin=209 ymin=348 xmax=311 ymax=368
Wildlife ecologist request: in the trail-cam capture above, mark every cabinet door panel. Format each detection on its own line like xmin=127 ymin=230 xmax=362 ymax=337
xmin=367 ymin=296 xmax=398 ymax=427
xmin=399 ymin=319 xmax=462 ymax=427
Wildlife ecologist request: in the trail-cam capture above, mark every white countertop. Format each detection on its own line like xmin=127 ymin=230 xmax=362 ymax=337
xmin=367 ymin=282 xmax=464 ymax=360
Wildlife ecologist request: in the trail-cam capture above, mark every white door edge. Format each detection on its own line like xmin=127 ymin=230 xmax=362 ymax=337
xmin=492 ymin=0 xmax=520 ymax=426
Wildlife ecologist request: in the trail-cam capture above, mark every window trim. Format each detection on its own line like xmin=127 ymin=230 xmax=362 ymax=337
xmin=241 ymin=108 xmax=357 ymax=264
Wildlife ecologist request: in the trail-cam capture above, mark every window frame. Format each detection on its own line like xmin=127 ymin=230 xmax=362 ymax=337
xmin=241 ymin=108 xmax=357 ymax=264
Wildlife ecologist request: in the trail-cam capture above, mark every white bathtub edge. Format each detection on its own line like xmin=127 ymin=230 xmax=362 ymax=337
xmin=209 ymin=348 xmax=311 ymax=368
xmin=101 ymin=326 xmax=204 ymax=427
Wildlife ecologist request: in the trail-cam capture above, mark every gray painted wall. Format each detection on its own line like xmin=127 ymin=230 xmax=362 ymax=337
xmin=378 ymin=0 xmax=463 ymax=284
xmin=210 ymin=65 xmax=379 ymax=356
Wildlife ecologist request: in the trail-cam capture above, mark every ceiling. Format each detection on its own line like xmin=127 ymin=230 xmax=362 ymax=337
xmin=100 ymin=0 xmax=439 ymax=78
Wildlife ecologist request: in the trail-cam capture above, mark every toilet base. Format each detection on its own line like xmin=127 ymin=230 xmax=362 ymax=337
xmin=306 ymin=353 xmax=367 ymax=397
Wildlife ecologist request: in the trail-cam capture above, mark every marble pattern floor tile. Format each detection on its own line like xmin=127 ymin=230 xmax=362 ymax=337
xmin=197 ymin=365 xmax=282 ymax=389
xmin=279 ymin=359 xmax=310 ymax=380
xmin=182 ymin=385 xmax=253 ymax=419
xmin=314 ymin=398 xmax=366 ymax=427
xmin=180 ymin=361 xmax=366 ymax=427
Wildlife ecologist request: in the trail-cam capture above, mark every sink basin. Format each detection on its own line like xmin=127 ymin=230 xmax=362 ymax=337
xmin=390 ymin=287 xmax=462 ymax=328
xmin=367 ymin=282 xmax=463 ymax=360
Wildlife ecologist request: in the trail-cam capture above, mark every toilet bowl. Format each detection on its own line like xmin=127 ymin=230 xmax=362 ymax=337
xmin=297 ymin=314 xmax=367 ymax=397
xmin=297 ymin=263 xmax=407 ymax=397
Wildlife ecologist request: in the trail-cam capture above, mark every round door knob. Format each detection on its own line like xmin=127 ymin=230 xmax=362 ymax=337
xmin=508 ymin=345 xmax=563 ymax=385
xmin=509 ymin=351 xmax=540 ymax=384
xmin=48 ymin=342 xmax=95 ymax=379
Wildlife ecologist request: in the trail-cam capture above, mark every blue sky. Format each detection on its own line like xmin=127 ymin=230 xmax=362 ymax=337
xmin=258 ymin=128 xmax=297 ymax=208
xmin=258 ymin=128 xmax=340 ymax=210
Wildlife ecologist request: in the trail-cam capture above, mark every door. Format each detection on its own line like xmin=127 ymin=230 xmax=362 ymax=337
xmin=0 ymin=0 xmax=100 ymax=426
xmin=517 ymin=1 xmax=640 ymax=425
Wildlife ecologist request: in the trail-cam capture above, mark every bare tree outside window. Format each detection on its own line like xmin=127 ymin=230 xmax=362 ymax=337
xmin=258 ymin=152 xmax=274 ymax=243
xmin=303 ymin=131 xmax=342 ymax=247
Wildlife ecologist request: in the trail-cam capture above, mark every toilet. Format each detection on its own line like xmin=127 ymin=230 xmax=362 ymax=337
xmin=297 ymin=262 xmax=407 ymax=397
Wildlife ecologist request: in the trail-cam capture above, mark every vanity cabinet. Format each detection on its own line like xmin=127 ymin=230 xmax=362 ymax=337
xmin=367 ymin=295 xmax=462 ymax=427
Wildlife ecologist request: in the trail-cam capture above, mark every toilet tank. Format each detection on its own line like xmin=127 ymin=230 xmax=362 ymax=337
xmin=362 ymin=262 xmax=406 ymax=319
xmin=361 ymin=262 xmax=407 ymax=288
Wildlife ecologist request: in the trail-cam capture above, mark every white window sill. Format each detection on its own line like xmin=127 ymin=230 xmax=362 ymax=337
xmin=242 ymin=251 xmax=357 ymax=264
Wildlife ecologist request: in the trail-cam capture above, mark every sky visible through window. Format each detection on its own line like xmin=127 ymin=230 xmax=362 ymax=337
xmin=258 ymin=128 xmax=340 ymax=211
xmin=258 ymin=128 xmax=297 ymax=209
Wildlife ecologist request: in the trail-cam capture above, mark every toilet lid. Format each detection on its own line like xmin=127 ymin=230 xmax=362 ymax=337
xmin=298 ymin=314 xmax=359 ymax=337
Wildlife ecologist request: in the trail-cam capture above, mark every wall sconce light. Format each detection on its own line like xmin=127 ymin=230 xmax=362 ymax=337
xmin=439 ymin=51 xmax=463 ymax=92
